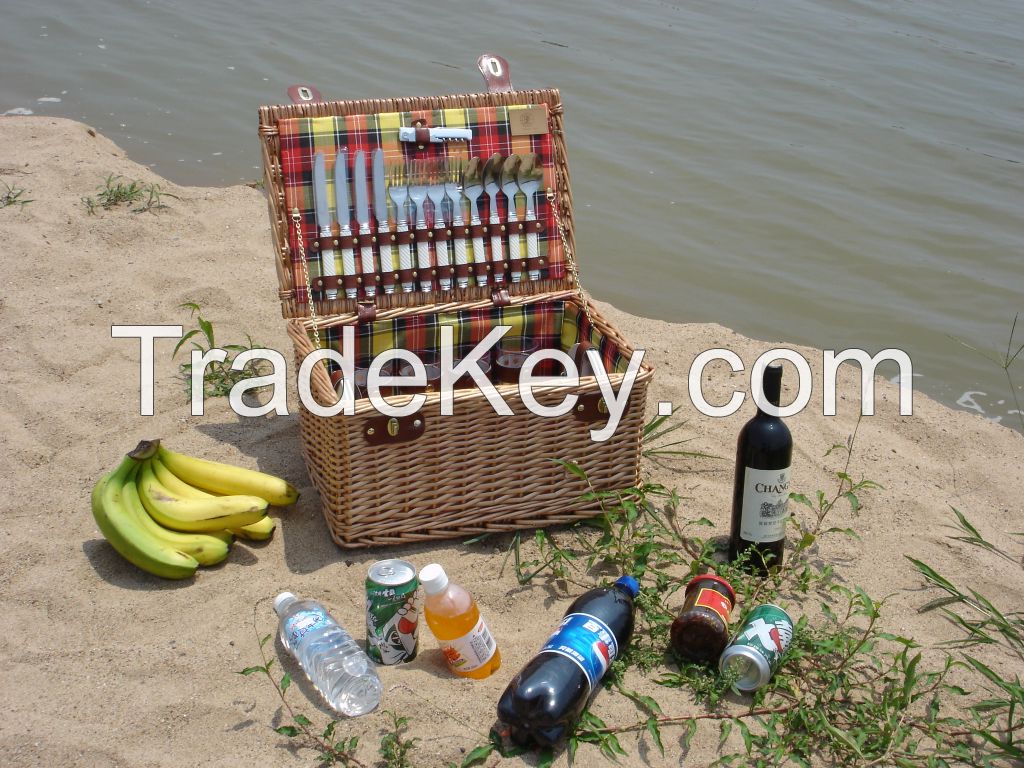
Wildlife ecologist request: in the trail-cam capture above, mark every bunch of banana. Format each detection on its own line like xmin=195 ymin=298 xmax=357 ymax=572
xmin=90 ymin=439 xmax=299 ymax=579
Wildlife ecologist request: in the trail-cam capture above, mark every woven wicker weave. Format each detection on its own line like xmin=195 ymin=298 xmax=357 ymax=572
xmin=259 ymin=88 xmax=653 ymax=548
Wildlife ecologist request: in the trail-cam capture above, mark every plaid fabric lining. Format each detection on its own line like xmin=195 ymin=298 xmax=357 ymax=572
xmin=325 ymin=302 xmax=564 ymax=369
xmin=318 ymin=301 xmax=629 ymax=376
xmin=559 ymin=306 xmax=631 ymax=374
xmin=278 ymin=104 xmax=563 ymax=303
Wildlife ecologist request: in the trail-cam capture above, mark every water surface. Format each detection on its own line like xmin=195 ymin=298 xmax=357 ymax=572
xmin=3 ymin=0 xmax=1022 ymax=428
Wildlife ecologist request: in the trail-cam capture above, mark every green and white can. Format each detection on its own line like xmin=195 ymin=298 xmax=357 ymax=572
xmin=366 ymin=559 xmax=419 ymax=665
xmin=718 ymin=603 xmax=794 ymax=691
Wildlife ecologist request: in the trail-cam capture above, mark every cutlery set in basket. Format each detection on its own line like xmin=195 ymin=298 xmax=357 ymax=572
xmin=257 ymin=59 xmax=654 ymax=548
xmin=310 ymin=148 xmax=549 ymax=299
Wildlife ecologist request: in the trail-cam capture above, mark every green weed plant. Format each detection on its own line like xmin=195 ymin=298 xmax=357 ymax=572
xmin=82 ymin=173 xmax=176 ymax=214
xmin=173 ymin=302 xmax=268 ymax=399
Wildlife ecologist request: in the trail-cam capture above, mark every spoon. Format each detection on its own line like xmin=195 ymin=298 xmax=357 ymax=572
xmin=482 ymin=153 xmax=505 ymax=282
xmin=500 ymin=154 xmax=523 ymax=282
xmin=462 ymin=157 xmax=487 ymax=287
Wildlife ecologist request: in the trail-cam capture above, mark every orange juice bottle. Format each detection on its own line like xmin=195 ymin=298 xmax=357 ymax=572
xmin=418 ymin=563 xmax=501 ymax=679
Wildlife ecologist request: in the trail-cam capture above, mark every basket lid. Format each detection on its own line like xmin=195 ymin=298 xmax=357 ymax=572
xmin=257 ymin=85 xmax=577 ymax=322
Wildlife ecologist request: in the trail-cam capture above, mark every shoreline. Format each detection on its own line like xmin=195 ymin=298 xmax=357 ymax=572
xmin=1 ymin=116 xmax=1022 ymax=767
xmin=2 ymin=112 xmax=1019 ymax=432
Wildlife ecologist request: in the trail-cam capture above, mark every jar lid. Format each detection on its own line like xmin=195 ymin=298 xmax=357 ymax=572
xmin=685 ymin=573 xmax=736 ymax=604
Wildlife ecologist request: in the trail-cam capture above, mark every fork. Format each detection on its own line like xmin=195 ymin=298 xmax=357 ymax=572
xmin=407 ymin=159 xmax=433 ymax=292
xmin=445 ymin=159 xmax=469 ymax=289
xmin=425 ymin=161 xmax=451 ymax=291
xmin=388 ymin=164 xmax=415 ymax=293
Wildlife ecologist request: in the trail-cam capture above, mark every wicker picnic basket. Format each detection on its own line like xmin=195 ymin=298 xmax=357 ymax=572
xmin=257 ymin=80 xmax=654 ymax=548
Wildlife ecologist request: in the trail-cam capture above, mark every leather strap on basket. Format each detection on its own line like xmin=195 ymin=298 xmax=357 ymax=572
xmin=546 ymin=188 xmax=592 ymax=326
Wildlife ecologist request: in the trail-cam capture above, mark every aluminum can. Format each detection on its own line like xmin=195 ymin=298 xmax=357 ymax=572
xmin=365 ymin=559 xmax=419 ymax=664
xmin=718 ymin=603 xmax=794 ymax=691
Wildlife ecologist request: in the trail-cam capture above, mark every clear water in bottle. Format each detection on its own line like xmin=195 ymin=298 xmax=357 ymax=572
xmin=273 ymin=592 xmax=382 ymax=717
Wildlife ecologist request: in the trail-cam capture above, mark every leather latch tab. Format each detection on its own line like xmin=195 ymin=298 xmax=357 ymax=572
xmin=574 ymin=391 xmax=620 ymax=422
xmin=364 ymin=414 xmax=426 ymax=445
xmin=490 ymin=288 xmax=511 ymax=307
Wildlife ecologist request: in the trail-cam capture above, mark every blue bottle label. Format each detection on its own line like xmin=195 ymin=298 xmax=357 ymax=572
xmin=540 ymin=612 xmax=618 ymax=689
xmin=284 ymin=609 xmax=329 ymax=649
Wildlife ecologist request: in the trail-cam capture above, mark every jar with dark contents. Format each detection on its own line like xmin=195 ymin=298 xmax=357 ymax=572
xmin=669 ymin=574 xmax=736 ymax=663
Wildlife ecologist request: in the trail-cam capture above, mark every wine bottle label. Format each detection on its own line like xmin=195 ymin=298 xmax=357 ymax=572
xmin=540 ymin=612 xmax=618 ymax=689
xmin=440 ymin=617 xmax=497 ymax=673
xmin=284 ymin=609 xmax=329 ymax=649
xmin=739 ymin=466 xmax=792 ymax=543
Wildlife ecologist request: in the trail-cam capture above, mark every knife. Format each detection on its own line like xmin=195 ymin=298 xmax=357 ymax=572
xmin=372 ymin=148 xmax=396 ymax=295
xmin=334 ymin=151 xmax=358 ymax=299
xmin=312 ymin=152 xmax=338 ymax=300
xmin=353 ymin=151 xmax=377 ymax=298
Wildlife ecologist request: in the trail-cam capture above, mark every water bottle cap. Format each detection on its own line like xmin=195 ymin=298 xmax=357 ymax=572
xmin=273 ymin=591 xmax=297 ymax=615
xmin=614 ymin=576 xmax=640 ymax=597
xmin=418 ymin=563 xmax=449 ymax=595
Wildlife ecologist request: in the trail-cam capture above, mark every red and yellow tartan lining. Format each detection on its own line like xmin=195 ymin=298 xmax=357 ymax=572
xmin=278 ymin=104 xmax=563 ymax=303
xmin=319 ymin=301 xmax=629 ymax=378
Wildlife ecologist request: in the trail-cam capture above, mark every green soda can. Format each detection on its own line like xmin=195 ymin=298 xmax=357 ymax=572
xmin=366 ymin=559 xmax=419 ymax=665
xmin=718 ymin=603 xmax=794 ymax=691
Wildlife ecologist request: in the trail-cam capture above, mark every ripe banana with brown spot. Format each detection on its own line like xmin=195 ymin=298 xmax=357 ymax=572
xmin=91 ymin=459 xmax=198 ymax=580
xmin=136 ymin=460 xmax=267 ymax=532
xmin=152 ymin=457 xmax=275 ymax=541
xmin=158 ymin=446 xmax=299 ymax=507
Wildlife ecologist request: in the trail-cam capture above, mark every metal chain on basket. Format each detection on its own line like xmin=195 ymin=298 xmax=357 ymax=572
xmin=291 ymin=209 xmax=322 ymax=351
xmin=546 ymin=187 xmax=594 ymax=327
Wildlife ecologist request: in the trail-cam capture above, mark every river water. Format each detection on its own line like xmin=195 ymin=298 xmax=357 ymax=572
xmin=3 ymin=0 xmax=1022 ymax=429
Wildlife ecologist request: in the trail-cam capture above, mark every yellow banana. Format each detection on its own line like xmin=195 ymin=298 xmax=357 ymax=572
xmin=124 ymin=465 xmax=231 ymax=566
xmin=92 ymin=459 xmax=198 ymax=580
xmin=231 ymin=514 xmax=276 ymax=541
xmin=136 ymin=460 xmax=267 ymax=532
xmin=158 ymin=446 xmax=299 ymax=507
xmin=152 ymin=457 xmax=213 ymax=499
xmin=152 ymin=458 xmax=272 ymax=541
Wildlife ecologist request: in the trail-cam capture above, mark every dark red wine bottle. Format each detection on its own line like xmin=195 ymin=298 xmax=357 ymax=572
xmin=728 ymin=363 xmax=793 ymax=573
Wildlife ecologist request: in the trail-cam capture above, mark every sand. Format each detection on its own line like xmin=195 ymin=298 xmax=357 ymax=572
xmin=1 ymin=116 xmax=1021 ymax=767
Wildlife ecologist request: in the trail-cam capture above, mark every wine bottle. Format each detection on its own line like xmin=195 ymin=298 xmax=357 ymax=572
xmin=728 ymin=363 xmax=793 ymax=573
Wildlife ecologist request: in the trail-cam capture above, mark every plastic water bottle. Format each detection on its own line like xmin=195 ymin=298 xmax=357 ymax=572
xmin=273 ymin=592 xmax=382 ymax=717
xmin=496 ymin=575 xmax=639 ymax=747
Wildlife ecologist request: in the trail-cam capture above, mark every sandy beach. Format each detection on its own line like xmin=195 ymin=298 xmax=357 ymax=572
xmin=1 ymin=116 xmax=1022 ymax=767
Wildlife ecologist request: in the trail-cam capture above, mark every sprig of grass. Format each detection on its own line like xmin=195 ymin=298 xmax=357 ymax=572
xmin=909 ymin=507 xmax=1024 ymax=762
xmin=173 ymin=301 xmax=268 ymax=399
xmin=0 ymin=180 xmax=32 ymax=208
xmin=82 ymin=173 xmax=177 ymax=214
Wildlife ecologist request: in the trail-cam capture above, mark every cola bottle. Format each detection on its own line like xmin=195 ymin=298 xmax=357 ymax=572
xmin=496 ymin=575 xmax=639 ymax=747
